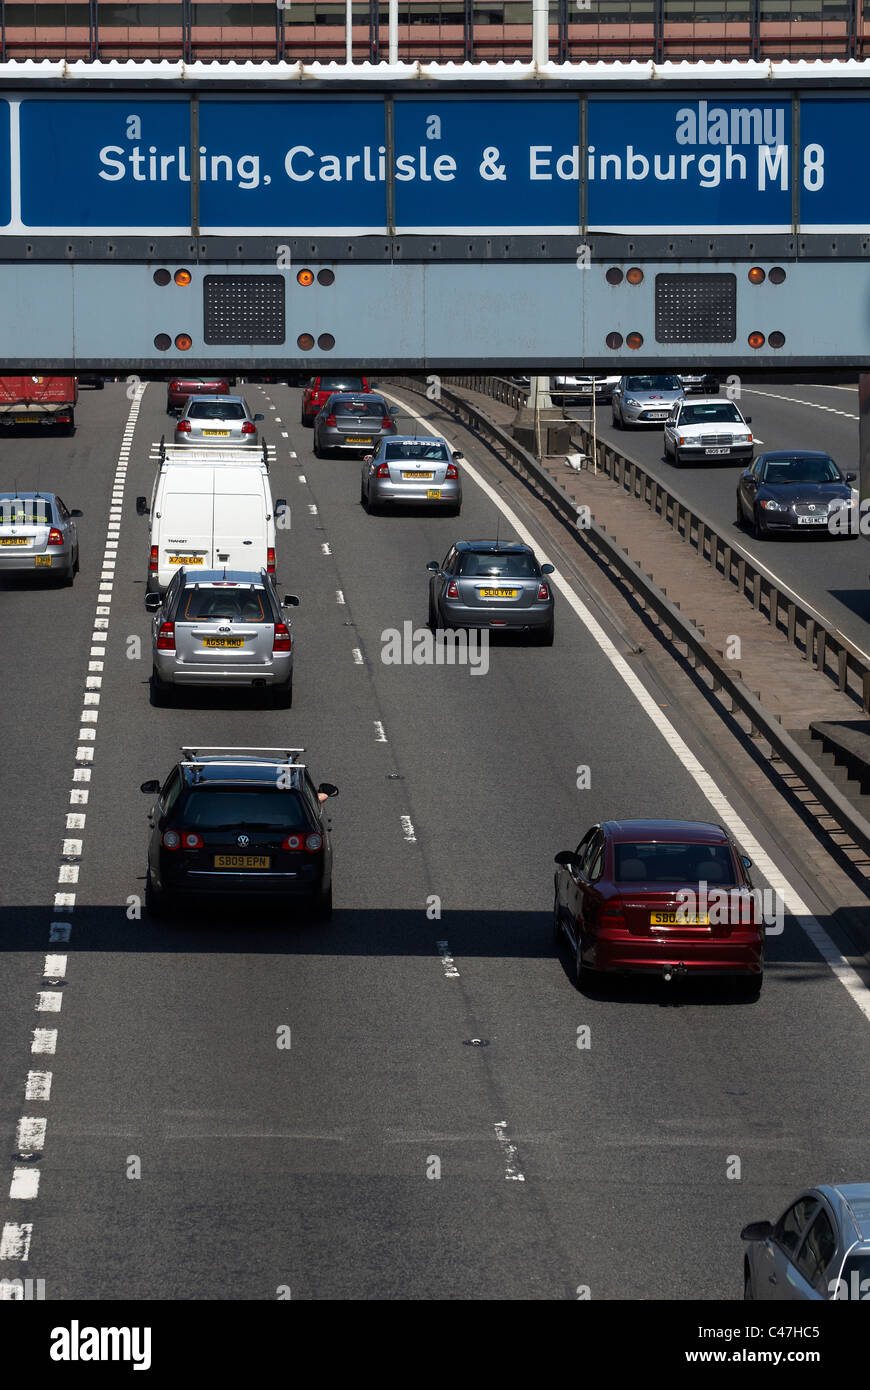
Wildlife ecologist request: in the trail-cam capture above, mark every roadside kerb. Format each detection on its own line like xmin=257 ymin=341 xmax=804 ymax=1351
xmin=445 ymin=373 xmax=870 ymax=717
xmin=398 ymin=375 xmax=870 ymax=862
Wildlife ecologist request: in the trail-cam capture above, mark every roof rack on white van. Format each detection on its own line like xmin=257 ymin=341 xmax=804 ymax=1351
xmin=159 ymin=438 xmax=269 ymax=470
xmin=180 ymin=746 xmax=304 ymax=762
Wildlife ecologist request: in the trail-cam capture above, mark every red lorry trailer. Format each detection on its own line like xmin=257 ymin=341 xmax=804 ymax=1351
xmin=0 ymin=376 xmax=77 ymax=434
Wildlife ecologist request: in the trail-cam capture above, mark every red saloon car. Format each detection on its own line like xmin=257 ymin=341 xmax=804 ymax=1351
xmin=301 ymin=373 xmax=371 ymax=427
xmin=166 ymin=376 xmax=231 ymax=414
xmin=553 ymin=819 xmax=763 ymax=997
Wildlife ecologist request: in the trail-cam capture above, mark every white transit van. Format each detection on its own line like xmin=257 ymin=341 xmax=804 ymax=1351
xmin=136 ymin=445 xmax=285 ymax=594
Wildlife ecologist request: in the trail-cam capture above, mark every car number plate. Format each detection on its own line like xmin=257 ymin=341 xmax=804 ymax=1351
xmin=203 ymin=638 xmax=244 ymax=648
xmin=650 ymin=910 xmax=709 ymax=925
xmin=16 ymin=415 xmax=39 ymax=424
xmin=704 ymin=447 xmax=730 ymax=455
xmin=0 ymin=537 xmax=28 ymax=545
xmin=168 ymin=555 xmax=204 ymax=564
xmin=202 ymin=429 xmax=230 ymax=437
xmin=479 ymin=587 xmax=517 ymax=598
xmin=797 ymin=515 xmax=827 ymax=525
xmin=214 ymin=855 xmax=271 ymax=869
xmin=34 ymin=555 xmax=51 ymax=566
xmin=403 ymin=471 xmax=434 ymax=480
xmin=346 ymin=436 xmax=372 ymax=445
xmin=647 ymin=412 xmax=668 ymax=420
xmin=427 ymin=489 xmax=442 ymax=499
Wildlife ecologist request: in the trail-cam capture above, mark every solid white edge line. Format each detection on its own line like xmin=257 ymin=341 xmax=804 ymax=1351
xmin=381 ymin=388 xmax=870 ymax=1023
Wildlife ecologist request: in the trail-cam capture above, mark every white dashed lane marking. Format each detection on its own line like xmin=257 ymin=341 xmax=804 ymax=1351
xmin=436 ymin=941 xmax=460 ymax=979
xmin=400 ymin=815 xmax=417 ymax=843
xmin=373 ymin=721 xmax=387 ymax=742
xmin=494 ymin=1122 xmax=525 ymax=1182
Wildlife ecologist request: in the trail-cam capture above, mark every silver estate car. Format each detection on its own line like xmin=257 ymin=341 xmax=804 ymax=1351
xmin=427 ymin=540 xmax=555 ymax=643
xmin=742 ymin=1184 xmax=870 ymax=1301
xmin=313 ymin=393 xmax=399 ymax=457
xmin=174 ymin=395 xmax=264 ymax=447
xmin=0 ymin=491 xmax=81 ymax=584
xmin=361 ymin=436 xmax=462 ymax=514
xmin=611 ymin=373 xmax=684 ymax=428
xmin=145 ymin=568 xmax=299 ymax=707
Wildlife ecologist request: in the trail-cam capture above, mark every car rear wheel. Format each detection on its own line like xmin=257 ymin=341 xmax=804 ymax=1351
xmin=574 ymin=938 xmax=598 ymax=993
xmin=150 ymin=668 xmax=171 ymax=707
xmin=735 ymin=973 xmax=763 ymax=1000
xmin=744 ymin=1268 xmax=754 ymax=1300
xmin=534 ymin=618 xmax=555 ymax=646
xmin=552 ymin=894 xmax=562 ymax=948
xmin=311 ymin=882 xmax=333 ymax=921
xmin=428 ymin=592 xmax=439 ymax=632
xmin=145 ymin=870 xmax=170 ymax=919
xmin=312 ymin=433 xmax=322 ymax=457
xmin=272 ymin=674 xmax=293 ymax=709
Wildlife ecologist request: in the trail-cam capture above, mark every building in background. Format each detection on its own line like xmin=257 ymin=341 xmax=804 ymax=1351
xmin=0 ymin=1 xmax=863 ymax=64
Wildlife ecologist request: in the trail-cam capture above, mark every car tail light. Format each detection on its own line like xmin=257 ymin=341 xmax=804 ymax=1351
xmin=324 ymin=414 xmax=337 ymax=426
xmin=375 ymin=462 xmax=390 ymax=478
xmin=149 ymin=545 xmax=158 ymax=573
xmin=446 ymin=580 xmax=459 ymax=599
xmin=599 ymin=902 xmax=626 ymax=925
xmin=267 ymin=547 xmax=276 ymax=574
xmin=283 ymin=834 xmax=305 ymax=851
xmin=445 ymin=462 xmax=459 ymax=479
xmin=537 ymin=582 xmax=550 ymax=601
xmin=241 ymin=421 xmax=256 ymax=434
xmin=46 ymin=527 xmax=64 ymax=546
xmin=156 ymin=621 xmax=175 ymax=651
xmin=176 ymin=419 xmax=191 ymax=432
xmin=305 ymin=833 xmax=323 ymax=852
xmin=381 ymin=416 xmax=392 ymax=429
xmin=162 ymin=830 xmax=180 ymax=850
xmin=272 ymin=622 xmax=292 ymax=652
xmin=181 ymin=831 xmax=203 ymax=849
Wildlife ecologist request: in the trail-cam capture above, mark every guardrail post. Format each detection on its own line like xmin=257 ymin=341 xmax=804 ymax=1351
xmin=752 ymin=571 xmax=761 ymax=611
xmin=805 ymin=618 xmax=815 ymax=662
xmin=768 ymin=586 xmax=779 ymax=627
xmin=816 ymin=627 xmax=827 ymax=675
xmin=863 ymin=670 xmax=870 ymax=714
xmin=721 ymin=542 xmax=730 ymax=578
xmin=838 ymin=647 xmax=848 ymax=692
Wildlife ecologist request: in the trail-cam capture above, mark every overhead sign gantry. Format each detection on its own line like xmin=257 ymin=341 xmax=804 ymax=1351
xmin=0 ymin=59 xmax=867 ymax=372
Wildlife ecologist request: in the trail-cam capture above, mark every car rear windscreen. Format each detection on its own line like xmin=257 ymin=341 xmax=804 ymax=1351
xmin=179 ymin=588 xmax=268 ymax=622
xmin=319 ymin=377 xmax=364 ymax=392
xmin=181 ymin=789 xmax=310 ymax=831
xmin=331 ymin=399 xmax=384 ymax=418
xmin=0 ymin=496 xmax=53 ymax=524
xmin=615 ymin=842 xmax=736 ymax=885
xmin=187 ymin=402 xmax=247 ymax=420
xmin=457 ymin=551 xmax=540 ymax=577
xmin=385 ymin=442 xmax=449 ymax=462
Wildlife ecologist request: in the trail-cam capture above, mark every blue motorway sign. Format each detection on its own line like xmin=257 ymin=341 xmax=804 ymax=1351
xmin=2 ymin=92 xmax=866 ymax=235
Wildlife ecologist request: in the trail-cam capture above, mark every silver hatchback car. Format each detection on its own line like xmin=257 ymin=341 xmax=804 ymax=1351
xmin=361 ymin=436 xmax=462 ymax=514
xmin=611 ymin=373 xmax=684 ymax=428
xmin=742 ymin=1184 xmax=870 ymax=1301
xmin=0 ymin=491 xmax=82 ymax=584
xmin=174 ymin=395 xmax=264 ymax=447
xmin=427 ymin=540 xmax=555 ymax=643
xmin=145 ymin=568 xmax=299 ymax=707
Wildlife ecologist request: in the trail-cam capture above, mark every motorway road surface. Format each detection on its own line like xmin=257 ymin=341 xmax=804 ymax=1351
xmin=0 ymin=381 xmax=868 ymax=1300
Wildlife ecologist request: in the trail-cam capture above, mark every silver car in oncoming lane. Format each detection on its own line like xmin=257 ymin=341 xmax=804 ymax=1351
xmin=0 ymin=491 xmax=81 ymax=584
xmin=742 ymin=1183 xmax=870 ymax=1300
xmin=361 ymin=435 xmax=462 ymax=514
xmin=611 ymin=373 xmax=684 ymax=428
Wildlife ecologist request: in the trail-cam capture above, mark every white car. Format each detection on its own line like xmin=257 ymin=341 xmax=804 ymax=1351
xmin=663 ymin=397 xmax=754 ymax=467
xmin=550 ymin=375 xmax=621 ymax=405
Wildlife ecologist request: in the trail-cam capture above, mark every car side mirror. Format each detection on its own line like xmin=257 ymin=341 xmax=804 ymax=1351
xmin=744 ymin=415 xmax=752 ymax=424
xmin=140 ymin=780 xmax=160 ymax=794
xmin=145 ymin=593 xmax=162 ymax=613
xmin=740 ymin=1220 xmax=773 ymax=1242
xmin=846 ymin=472 xmax=857 ymax=482
xmin=554 ymin=850 xmax=581 ymax=868
xmin=254 ymin=413 xmax=264 ymax=421
xmin=390 ymin=405 xmax=400 ymax=415
xmin=741 ymin=855 xmax=752 ymax=869
xmin=426 ymin=561 xmax=439 ymax=572
xmin=136 ymin=496 xmax=149 ymax=515
xmin=282 ymin=594 xmax=300 ymax=607
xmin=452 ymin=451 xmax=463 ymax=461
xmin=70 ymin=508 xmax=83 ymax=517
xmin=317 ymin=782 xmax=339 ymax=798
xmin=541 ymin=564 xmax=555 ymax=575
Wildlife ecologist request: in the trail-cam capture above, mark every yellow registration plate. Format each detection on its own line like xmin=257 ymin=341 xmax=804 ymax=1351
xmin=202 ymin=429 xmax=230 ymax=437
xmin=479 ymin=587 xmax=517 ymax=598
xmin=403 ymin=471 xmax=433 ymax=480
xmin=34 ymin=555 xmax=51 ymax=566
xmin=169 ymin=555 xmax=204 ymax=565
xmin=0 ymin=537 xmax=28 ymax=545
xmin=16 ymin=415 xmax=39 ymax=424
xmin=346 ymin=437 xmax=372 ymax=445
xmin=203 ymin=638 xmax=244 ymax=648
xmin=427 ymin=488 xmax=442 ymax=499
xmin=214 ymin=855 xmax=271 ymax=869
xmin=650 ymin=911 xmax=709 ymax=926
